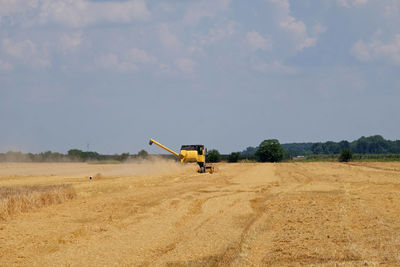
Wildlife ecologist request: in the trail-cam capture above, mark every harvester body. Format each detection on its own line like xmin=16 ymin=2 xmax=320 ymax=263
xmin=149 ymin=138 xmax=214 ymax=173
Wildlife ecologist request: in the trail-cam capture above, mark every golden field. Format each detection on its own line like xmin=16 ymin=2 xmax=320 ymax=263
xmin=0 ymin=161 xmax=399 ymax=266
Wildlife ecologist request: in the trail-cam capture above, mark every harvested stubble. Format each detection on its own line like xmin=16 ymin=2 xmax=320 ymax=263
xmin=0 ymin=184 xmax=76 ymax=221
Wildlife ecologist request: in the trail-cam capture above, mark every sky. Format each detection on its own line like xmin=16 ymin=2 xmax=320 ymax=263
xmin=0 ymin=0 xmax=399 ymax=154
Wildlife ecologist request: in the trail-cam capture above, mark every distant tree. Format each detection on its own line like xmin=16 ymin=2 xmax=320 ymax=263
xmin=393 ymin=140 xmax=400 ymax=153
xmin=228 ymin=152 xmax=240 ymax=163
xmin=338 ymin=140 xmax=350 ymax=150
xmin=206 ymin=149 xmax=221 ymax=163
xmin=353 ymin=136 xmax=368 ymax=154
xmin=311 ymin=143 xmax=325 ymax=154
xmin=241 ymin=146 xmax=257 ymax=156
xmin=27 ymin=153 xmax=35 ymax=161
xmin=284 ymin=148 xmax=300 ymax=159
xmin=255 ymin=139 xmax=284 ymax=162
xmin=137 ymin=149 xmax=149 ymax=159
xmin=37 ymin=151 xmax=65 ymax=161
xmin=67 ymin=149 xmax=84 ymax=161
xmin=82 ymin=151 xmax=100 ymax=161
xmin=281 ymin=143 xmax=314 ymax=155
xmin=325 ymin=141 xmax=340 ymax=154
xmin=4 ymin=151 xmax=25 ymax=162
xmin=339 ymin=149 xmax=353 ymax=162
xmin=120 ymin=153 xmax=130 ymax=161
xmin=304 ymin=151 xmax=314 ymax=158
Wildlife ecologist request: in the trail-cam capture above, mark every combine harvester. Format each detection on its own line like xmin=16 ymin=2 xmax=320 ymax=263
xmin=149 ymin=138 xmax=214 ymax=173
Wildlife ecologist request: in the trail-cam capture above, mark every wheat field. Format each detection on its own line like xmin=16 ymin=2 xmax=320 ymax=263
xmin=0 ymin=161 xmax=399 ymax=266
xmin=0 ymin=184 xmax=76 ymax=221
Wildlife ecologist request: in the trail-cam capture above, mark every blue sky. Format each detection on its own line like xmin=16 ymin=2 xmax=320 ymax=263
xmin=0 ymin=0 xmax=399 ymax=154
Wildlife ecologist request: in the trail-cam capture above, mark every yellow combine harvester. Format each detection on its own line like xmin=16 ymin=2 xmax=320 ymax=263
xmin=149 ymin=138 xmax=214 ymax=173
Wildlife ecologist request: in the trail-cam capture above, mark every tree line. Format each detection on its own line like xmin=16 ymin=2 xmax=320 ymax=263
xmin=0 ymin=149 xmax=152 ymax=162
xmin=284 ymin=135 xmax=400 ymax=156
xmin=1 ymin=135 xmax=399 ymax=163
xmin=239 ymin=135 xmax=400 ymax=157
xmin=207 ymin=135 xmax=400 ymax=163
xmin=207 ymin=139 xmax=284 ymax=163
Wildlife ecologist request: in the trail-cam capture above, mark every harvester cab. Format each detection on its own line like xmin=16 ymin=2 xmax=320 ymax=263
xmin=149 ymin=138 xmax=214 ymax=173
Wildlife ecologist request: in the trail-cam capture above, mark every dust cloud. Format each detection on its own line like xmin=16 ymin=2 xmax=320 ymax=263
xmin=0 ymin=157 xmax=196 ymax=178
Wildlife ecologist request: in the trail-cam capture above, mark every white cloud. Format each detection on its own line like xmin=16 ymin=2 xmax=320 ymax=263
xmin=187 ymin=46 xmax=204 ymax=54
xmin=3 ymin=38 xmax=34 ymax=58
xmin=384 ymin=1 xmax=400 ymax=18
xmin=312 ymin=24 xmax=327 ymax=36
xmin=351 ymin=41 xmax=373 ymax=61
xmin=127 ymin=48 xmax=156 ymax=64
xmin=183 ymin=0 xmax=231 ymax=25
xmin=351 ymin=35 xmax=400 ymax=64
xmin=95 ymin=48 xmax=156 ymax=72
xmin=279 ymin=16 xmax=317 ymax=51
xmin=337 ymin=0 xmax=368 ymax=8
xmin=59 ymin=32 xmax=82 ymax=51
xmin=2 ymin=38 xmax=49 ymax=67
xmin=269 ymin=0 xmax=323 ymax=51
xmin=246 ymin=31 xmax=272 ymax=51
xmin=39 ymin=0 xmax=150 ymax=27
xmin=97 ymin=53 xmax=137 ymax=72
xmin=158 ymin=24 xmax=181 ymax=49
xmin=175 ymin=58 xmax=195 ymax=73
xmin=0 ymin=0 xmax=38 ymax=18
xmin=0 ymin=59 xmax=13 ymax=72
xmin=196 ymin=21 xmax=237 ymax=46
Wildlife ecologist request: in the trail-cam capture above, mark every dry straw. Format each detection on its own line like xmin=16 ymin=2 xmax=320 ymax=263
xmin=0 ymin=184 xmax=76 ymax=221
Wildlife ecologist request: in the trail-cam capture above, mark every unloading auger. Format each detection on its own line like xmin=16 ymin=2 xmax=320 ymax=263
xmin=149 ymin=138 xmax=214 ymax=173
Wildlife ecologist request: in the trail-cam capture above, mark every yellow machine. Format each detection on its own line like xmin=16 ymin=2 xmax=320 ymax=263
xmin=149 ymin=138 xmax=214 ymax=173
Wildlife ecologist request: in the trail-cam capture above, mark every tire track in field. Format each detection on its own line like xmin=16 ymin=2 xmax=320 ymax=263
xmin=217 ymin=194 xmax=272 ymax=266
xmin=208 ymin=165 xmax=280 ymax=266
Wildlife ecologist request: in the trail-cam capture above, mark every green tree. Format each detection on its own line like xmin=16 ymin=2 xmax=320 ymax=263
xmin=67 ymin=149 xmax=84 ymax=161
xmin=206 ymin=149 xmax=221 ymax=163
xmin=228 ymin=152 xmax=240 ymax=163
xmin=120 ymin=153 xmax=130 ymax=161
xmin=339 ymin=149 xmax=353 ymax=162
xmin=137 ymin=149 xmax=149 ymax=159
xmin=255 ymin=139 xmax=284 ymax=162
xmin=338 ymin=140 xmax=350 ymax=150
xmin=82 ymin=151 xmax=100 ymax=161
